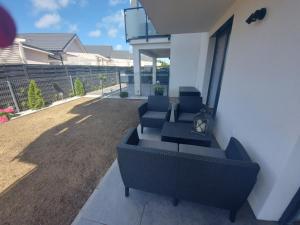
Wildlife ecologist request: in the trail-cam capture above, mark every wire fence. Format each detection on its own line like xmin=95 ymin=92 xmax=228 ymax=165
xmin=0 ymin=64 xmax=133 ymax=112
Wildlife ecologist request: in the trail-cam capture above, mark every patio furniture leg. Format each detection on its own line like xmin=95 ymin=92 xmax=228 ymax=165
xmin=125 ymin=187 xmax=129 ymax=197
xmin=229 ymin=210 xmax=237 ymax=223
xmin=172 ymin=197 xmax=179 ymax=206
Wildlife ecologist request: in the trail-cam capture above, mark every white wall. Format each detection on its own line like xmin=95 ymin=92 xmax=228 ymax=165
xmin=23 ymin=48 xmax=50 ymax=64
xmin=169 ymin=33 xmax=209 ymax=97
xmin=209 ymin=0 xmax=300 ymax=220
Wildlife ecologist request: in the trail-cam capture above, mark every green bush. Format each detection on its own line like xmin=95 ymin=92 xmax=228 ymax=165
xmin=74 ymin=78 xmax=85 ymax=96
xmin=27 ymin=80 xmax=45 ymax=109
xmin=120 ymin=91 xmax=129 ymax=98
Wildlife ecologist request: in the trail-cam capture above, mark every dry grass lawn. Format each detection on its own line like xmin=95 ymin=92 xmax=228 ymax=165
xmin=0 ymin=97 xmax=142 ymax=225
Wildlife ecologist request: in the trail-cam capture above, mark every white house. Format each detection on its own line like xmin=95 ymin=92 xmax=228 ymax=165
xmin=84 ymin=45 xmax=152 ymax=67
xmin=126 ymin=0 xmax=300 ymax=222
xmin=0 ymin=37 xmax=54 ymax=64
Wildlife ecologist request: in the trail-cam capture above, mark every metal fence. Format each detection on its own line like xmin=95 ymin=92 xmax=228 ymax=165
xmin=0 ymin=64 xmax=133 ymax=112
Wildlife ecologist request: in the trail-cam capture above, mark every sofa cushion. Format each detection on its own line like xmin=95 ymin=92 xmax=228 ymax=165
xmin=139 ymin=140 xmax=178 ymax=152
xmin=142 ymin=111 xmax=167 ymax=120
xmin=179 ymin=144 xmax=226 ymax=159
xmin=178 ymin=113 xmax=196 ymax=123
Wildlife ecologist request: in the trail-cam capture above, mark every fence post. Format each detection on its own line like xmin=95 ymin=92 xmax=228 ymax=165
xmin=65 ymin=66 xmax=75 ymax=95
xmin=7 ymin=80 xmax=20 ymax=113
xmin=118 ymin=71 xmax=122 ymax=92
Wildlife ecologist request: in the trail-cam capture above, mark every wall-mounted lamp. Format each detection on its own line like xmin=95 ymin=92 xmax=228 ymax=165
xmin=246 ymin=8 xmax=267 ymax=24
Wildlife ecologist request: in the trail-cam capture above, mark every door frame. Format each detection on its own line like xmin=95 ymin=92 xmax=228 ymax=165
xmin=206 ymin=16 xmax=234 ymax=117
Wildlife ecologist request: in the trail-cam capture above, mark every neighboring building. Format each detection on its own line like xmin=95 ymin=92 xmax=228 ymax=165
xmin=84 ymin=45 xmax=152 ymax=67
xmin=18 ymin=33 xmax=86 ymax=65
xmin=0 ymin=37 xmax=54 ymax=64
xmin=128 ymin=0 xmax=300 ymax=223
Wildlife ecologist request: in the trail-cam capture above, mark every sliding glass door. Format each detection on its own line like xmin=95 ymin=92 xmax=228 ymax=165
xmin=207 ymin=17 xmax=233 ymax=116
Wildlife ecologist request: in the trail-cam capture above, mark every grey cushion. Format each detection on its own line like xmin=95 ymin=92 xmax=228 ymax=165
xmin=139 ymin=140 xmax=178 ymax=152
xmin=178 ymin=113 xmax=196 ymax=122
xmin=142 ymin=111 xmax=167 ymax=120
xmin=179 ymin=144 xmax=226 ymax=159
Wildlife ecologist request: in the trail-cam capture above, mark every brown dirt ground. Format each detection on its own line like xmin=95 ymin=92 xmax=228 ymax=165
xmin=0 ymin=97 xmax=142 ymax=225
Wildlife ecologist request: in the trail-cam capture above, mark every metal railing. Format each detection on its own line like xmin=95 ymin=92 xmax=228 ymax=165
xmin=124 ymin=7 xmax=170 ymax=42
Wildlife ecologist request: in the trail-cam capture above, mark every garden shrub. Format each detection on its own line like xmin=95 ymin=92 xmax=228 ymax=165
xmin=74 ymin=78 xmax=85 ymax=96
xmin=120 ymin=91 xmax=129 ymax=98
xmin=27 ymin=80 xmax=45 ymax=109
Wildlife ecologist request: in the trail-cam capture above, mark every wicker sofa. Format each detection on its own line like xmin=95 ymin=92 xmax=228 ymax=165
xmin=138 ymin=96 xmax=171 ymax=133
xmin=117 ymin=128 xmax=260 ymax=222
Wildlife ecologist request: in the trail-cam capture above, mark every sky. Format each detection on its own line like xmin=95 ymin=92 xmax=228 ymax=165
xmin=0 ymin=0 xmax=131 ymax=51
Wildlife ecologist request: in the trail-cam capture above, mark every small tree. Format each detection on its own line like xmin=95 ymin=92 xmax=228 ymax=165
xmin=99 ymin=75 xmax=107 ymax=95
xmin=74 ymin=78 xmax=85 ymax=96
xmin=27 ymin=80 xmax=45 ymax=109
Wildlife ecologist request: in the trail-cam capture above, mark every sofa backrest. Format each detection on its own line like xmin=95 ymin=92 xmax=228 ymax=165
xmin=179 ymin=96 xmax=203 ymax=113
xmin=176 ymin=152 xmax=260 ymax=210
xmin=148 ymin=96 xmax=169 ymax=112
xmin=225 ymin=137 xmax=252 ymax=161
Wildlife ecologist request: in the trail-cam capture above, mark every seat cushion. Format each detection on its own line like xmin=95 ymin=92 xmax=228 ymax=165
xmin=178 ymin=113 xmax=196 ymax=123
xmin=139 ymin=140 xmax=178 ymax=152
xmin=142 ymin=111 xmax=167 ymax=120
xmin=179 ymin=144 xmax=226 ymax=159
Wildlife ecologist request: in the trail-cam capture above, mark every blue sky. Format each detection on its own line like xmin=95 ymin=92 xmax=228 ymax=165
xmin=0 ymin=0 xmax=131 ymax=50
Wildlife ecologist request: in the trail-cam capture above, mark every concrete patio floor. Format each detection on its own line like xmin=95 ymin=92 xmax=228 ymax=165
xmin=72 ymin=126 xmax=277 ymax=225
xmin=72 ymin=159 xmax=277 ymax=225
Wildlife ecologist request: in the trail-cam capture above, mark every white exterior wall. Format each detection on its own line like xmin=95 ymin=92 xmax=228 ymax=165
xmin=169 ymin=33 xmax=209 ymax=97
xmin=23 ymin=48 xmax=50 ymax=64
xmin=208 ymin=0 xmax=300 ymax=221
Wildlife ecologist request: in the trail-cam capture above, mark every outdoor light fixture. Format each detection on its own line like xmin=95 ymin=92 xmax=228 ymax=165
xmin=246 ymin=8 xmax=267 ymax=24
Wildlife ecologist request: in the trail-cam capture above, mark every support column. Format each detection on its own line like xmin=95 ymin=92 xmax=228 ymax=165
xmin=133 ymin=47 xmax=141 ymax=96
xmin=152 ymin=57 xmax=157 ymax=84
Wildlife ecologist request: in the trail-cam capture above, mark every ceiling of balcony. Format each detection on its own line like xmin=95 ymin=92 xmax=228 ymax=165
xmin=140 ymin=48 xmax=170 ymax=58
xmin=139 ymin=0 xmax=234 ymax=34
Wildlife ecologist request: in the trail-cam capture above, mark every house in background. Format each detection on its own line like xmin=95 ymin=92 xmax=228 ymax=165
xmin=125 ymin=0 xmax=300 ymax=223
xmin=84 ymin=45 xmax=152 ymax=67
xmin=0 ymin=37 xmax=54 ymax=64
xmin=18 ymin=33 xmax=87 ymax=65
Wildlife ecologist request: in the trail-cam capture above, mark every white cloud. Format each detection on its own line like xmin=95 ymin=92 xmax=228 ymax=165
xmin=58 ymin=0 xmax=70 ymax=7
xmin=88 ymin=29 xmax=101 ymax=38
xmin=109 ymin=0 xmax=125 ymax=6
xmin=115 ymin=44 xmax=123 ymax=50
xmin=68 ymin=24 xmax=78 ymax=33
xmin=77 ymin=0 xmax=88 ymax=7
xmin=108 ymin=27 xmax=118 ymax=38
xmin=95 ymin=10 xmax=124 ymax=38
xmin=35 ymin=13 xmax=61 ymax=28
xmin=31 ymin=0 xmax=71 ymax=12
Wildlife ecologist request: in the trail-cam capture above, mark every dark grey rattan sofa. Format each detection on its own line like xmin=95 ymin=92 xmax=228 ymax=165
xmin=117 ymin=128 xmax=260 ymax=222
xmin=138 ymin=96 xmax=171 ymax=133
xmin=174 ymin=96 xmax=203 ymax=123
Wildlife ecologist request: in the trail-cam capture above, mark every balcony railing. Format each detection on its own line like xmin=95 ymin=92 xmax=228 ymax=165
xmin=124 ymin=7 xmax=170 ymax=42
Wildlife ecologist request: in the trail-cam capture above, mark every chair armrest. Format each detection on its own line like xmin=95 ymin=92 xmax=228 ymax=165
xmin=138 ymin=102 xmax=148 ymax=118
xmin=120 ymin=128 xmax=139 ymax=145
xmin=165 ymin=103 xmax=172 ymax=121
xmin=174 ymin=103 xmax=179 ymax=122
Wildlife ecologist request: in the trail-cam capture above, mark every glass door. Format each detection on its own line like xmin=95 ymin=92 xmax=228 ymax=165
xmin=206 ymin=17 xmax=233 ymax=116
